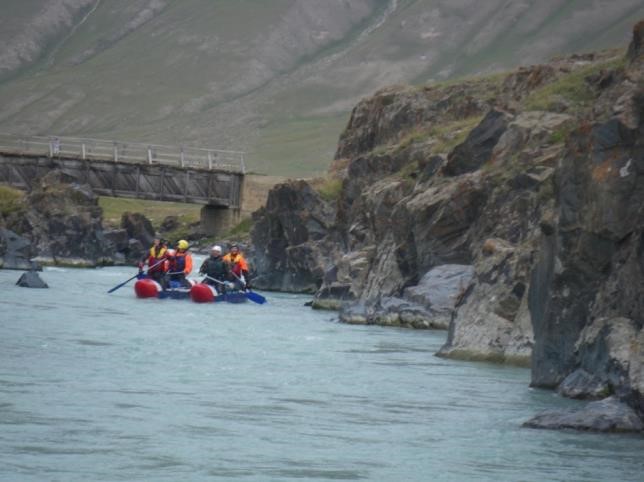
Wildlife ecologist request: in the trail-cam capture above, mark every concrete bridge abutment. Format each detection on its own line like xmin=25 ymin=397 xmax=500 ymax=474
xmin=200 ymin=205 xmax=240 ymax=236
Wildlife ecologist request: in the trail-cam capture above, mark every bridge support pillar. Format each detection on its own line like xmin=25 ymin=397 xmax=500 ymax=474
xmin=200 ymin=205 xmax=239 ymax=237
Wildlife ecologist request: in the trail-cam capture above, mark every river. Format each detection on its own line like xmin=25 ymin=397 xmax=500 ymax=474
xmin=1 ymin=265 xmax=643 ymax=481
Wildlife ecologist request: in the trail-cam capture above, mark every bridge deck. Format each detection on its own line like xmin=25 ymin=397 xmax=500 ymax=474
xmin=0 ymin=152 xmax=244 ymax=208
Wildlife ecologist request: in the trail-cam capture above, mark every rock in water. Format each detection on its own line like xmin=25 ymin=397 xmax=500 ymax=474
xmin=523 ymin=397 xmax=644 ymax=433
xmin=16 ymin=271 xmax=48 ymax=288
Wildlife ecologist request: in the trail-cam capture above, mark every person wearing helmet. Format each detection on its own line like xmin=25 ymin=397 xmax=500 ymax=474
xmin=199 ymin=245 xmax=231 ymax=290
xmin=223 ymin=243 xmax=251 ymax=289
xmin=167 ymin=239 xmax=193 ymax=288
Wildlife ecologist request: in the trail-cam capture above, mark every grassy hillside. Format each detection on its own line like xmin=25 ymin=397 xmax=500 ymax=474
xmin=0 ymin=0 xmax=642 ymax=176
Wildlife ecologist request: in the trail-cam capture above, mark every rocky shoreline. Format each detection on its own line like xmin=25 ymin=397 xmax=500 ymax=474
xmin=249 ymin=22 xmax=644 ymax=432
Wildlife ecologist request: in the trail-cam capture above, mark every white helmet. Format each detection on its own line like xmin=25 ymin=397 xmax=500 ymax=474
xmin=211 ymin=245 xmax=222 ymax=253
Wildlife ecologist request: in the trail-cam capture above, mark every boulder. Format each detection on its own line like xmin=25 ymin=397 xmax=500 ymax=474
xmin=0 ymin=228 xmax=39 ymax=270
xmin=403 ymin=264 xmax=474 ymax=329
xmin=438 ymin=239 xmax=534 ymax=365
xmin=159 ymin=215 xmax=180 ymax=233
xmin=339 ymin=302 xmax=370 ymax=325
xmin=16 ymin=271 xmax=48 ymax=288
xmin=121 ymin=212 xmax=155 ymax=248
xmin=523 ymin=397 xmax=644 ymax=433
xmin=557 ymin=369 xmax=609 ymax=400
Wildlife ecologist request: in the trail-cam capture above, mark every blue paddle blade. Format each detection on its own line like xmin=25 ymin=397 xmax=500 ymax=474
xmin=246 ymin=290 xmax=266 ymax=304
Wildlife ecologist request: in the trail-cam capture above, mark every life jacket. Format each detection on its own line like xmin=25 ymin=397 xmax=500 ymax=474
xmin=147 ymin=246 xmax=167 ymax=273
xmin=174 ymin=251 xmax=193 ymax=275
xmin=223 ymin=252 xmax=248 ymax=276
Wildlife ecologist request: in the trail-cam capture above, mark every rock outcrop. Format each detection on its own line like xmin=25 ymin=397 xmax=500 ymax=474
xmin=0 ymin=170 xmax=158 ymax=267
xmin=16 ymin=271 xmax=48 ymax=288
xmin=249 ymin=23 xmax=644 ymax=428
xmin=523 ymin=397 xmax=643 ymax=433
xmin=250 ymin=180 xmax=336 ymax=293
xmin=0 ymin=228 xmax=38 ymax=270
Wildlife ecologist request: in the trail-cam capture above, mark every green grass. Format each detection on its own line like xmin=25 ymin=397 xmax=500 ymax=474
xmin=314 ymin=177 xmax=343 ymax=201
xmin=224 ymin=216 xmax=254 ymax=239
xmin=248 ymin=115 xmax=348 ymax=176
xmin=0 ymin=185 xmax=25 ymax=218
xmin=98 ymin=196 xmax=201 ymax=230
xmin=522 ymin=57 xmax=625 ymax=112
xmin=429 ymin=116 xmax=484 ymax=154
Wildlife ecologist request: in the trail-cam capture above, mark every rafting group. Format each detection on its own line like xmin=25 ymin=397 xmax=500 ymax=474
xmin=126 ymin=238 xmax=265 ymax=304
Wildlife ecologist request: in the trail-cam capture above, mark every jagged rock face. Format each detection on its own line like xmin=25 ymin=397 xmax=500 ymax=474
xmin=530 ymin=116 xmax=643 ymax=385
xmin=528 ymin=40 xmax=644 ymax=414
xmin=12 ymin=171 xmax=115 ymax=265
xmin=335 ymin=84 xmax=490 ymax=162
xmin=121 ymin=212 xmax=155 ymax=261
xmin=250 ymin=180 xmax=336 ymax=293
xmin=443 ymin=109 xmax=511 ymax=176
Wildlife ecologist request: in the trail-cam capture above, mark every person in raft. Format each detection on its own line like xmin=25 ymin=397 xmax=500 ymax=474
xmin=167 ymin=239 xmax=193 ymax=288
xmin=223 ymin=243 xmax=251 ymax=289
xmin=198 ymin=245 xmax=231 ymax=291
xmin=139 ymin=237 xmax=168 ymax=284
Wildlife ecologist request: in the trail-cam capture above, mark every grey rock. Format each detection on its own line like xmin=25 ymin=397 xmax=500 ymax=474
xmin=557 ymin=369 xmax=609 ymax=400
xmin=523 ymin=397 xmax=644 ymax=433
xmin=403 ymin=264 xmax=474 ymax=326
xmin=16 ymin=271 xmax=48 ymax=288
xmin=121 ymin=212 xmax=155 ymax=248
xmin=443 ymin=109 xmax=511 ymax=176
xmin=250 ymin=180 xmax=336 ymax=293
xmin=339 ymin=302 xmax=370 ymax=325
xmin=0 ymin=228 xmax=39 ymax=270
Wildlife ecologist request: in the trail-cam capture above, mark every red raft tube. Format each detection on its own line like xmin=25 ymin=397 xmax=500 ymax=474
xmin=134 ymin=278 xmax=164 ymax=298
xmin=190 ymin=283 xmax=218 ymax=303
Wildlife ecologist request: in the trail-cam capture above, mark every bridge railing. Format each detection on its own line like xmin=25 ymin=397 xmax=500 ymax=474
xmin=0 ymin=133 xmax=245 ymax=173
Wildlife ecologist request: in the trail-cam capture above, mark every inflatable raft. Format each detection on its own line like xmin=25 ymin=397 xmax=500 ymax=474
xmin=134 ymin=277 xmax=249 ymax=303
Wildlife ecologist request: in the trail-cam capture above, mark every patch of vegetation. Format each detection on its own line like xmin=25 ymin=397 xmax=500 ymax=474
xmin=522 ymin=57 xmax=625 ymax=112
xmin=0 ymin=185 xmax=25 ymax=218
xmin=429 ymin=115 xmax=484 ymax=154
xmin=398 ymin=128 xmax=433 ymax=150
xmin=224 ymin=216 xmax=254 ymax=240
xmin=98 ymin=197 xmax=201 ymax=230
xmin=314 ymin=177 xmax=344 ymax=202
xmin=397 ymin=160 xmax=420 ymax=181
xmin=549 ymin=123 xmax=575 ymax=144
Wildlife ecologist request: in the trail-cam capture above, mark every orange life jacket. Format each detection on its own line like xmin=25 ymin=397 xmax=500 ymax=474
xmin=223 ymin=252 xmax=248 ymax=276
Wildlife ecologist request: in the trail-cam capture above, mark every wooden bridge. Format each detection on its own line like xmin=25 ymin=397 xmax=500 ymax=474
xmin=0 ymin=133 xmax=246 ymax=234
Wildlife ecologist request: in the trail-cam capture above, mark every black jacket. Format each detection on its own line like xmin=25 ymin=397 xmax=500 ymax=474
xmin=199 ymin=255 xmax=229 ymax=281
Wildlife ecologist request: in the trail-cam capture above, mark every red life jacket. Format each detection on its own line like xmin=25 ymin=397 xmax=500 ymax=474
xmin=147 ymin=246 xmax=167 ymax=273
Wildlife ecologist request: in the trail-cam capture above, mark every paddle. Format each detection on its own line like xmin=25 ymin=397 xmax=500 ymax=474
xmin=229 ymin=271 xmax=267 ymax=304
xmin=107 ymin=258 xmax=165 ymax=294
xmin=203 ymin=275 xmax=266 ymax=304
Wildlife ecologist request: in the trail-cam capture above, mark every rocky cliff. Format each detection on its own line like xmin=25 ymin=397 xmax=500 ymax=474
xmin=0 ymin=170 xmax=154 ymax=267
xmin=251 ymin=22 xmax=644 ymax=429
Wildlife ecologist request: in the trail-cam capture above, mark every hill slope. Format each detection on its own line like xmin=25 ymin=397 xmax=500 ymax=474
xmin=1 ymin=0 xmax=642 ymax=175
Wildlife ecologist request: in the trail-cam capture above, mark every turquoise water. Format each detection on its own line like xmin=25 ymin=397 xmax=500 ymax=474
xmin=1 ymin=266 xmax=643 ymax=482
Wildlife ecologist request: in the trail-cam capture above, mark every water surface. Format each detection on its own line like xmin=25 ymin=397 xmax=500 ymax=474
xmin=1 ymin=266 xmax=643 ymax=481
